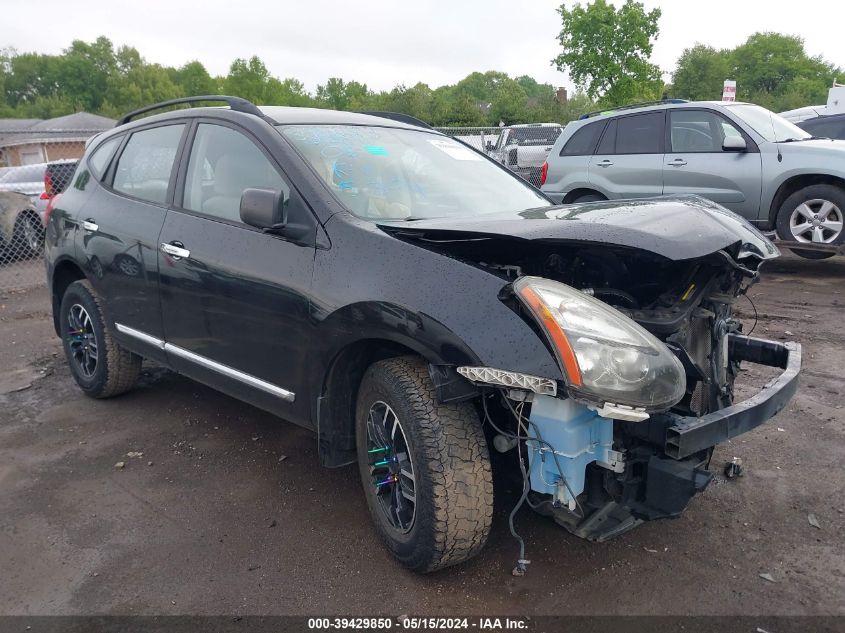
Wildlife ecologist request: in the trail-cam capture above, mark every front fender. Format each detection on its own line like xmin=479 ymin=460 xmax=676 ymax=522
xmin=311 ymin=213 xmax=562 ymax=381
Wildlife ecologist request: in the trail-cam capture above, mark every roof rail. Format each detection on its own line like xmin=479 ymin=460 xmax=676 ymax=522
xmin=116 ymin=95 xmax=265 ymax=126
xmin=578 ymin=99 xmax=688 ymax=120
xmin=359 ymin=111 xmax=434 ymax=130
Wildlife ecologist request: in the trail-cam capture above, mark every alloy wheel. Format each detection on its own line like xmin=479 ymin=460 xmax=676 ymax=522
xmin=366 ymin=401 xmax=417 ymax=533
xmin=789 ymin=199 xmax=844 ymax=243
xmin=67 ymin=304 xmax=98 ymax=378
xmin=22 ymin=215 xmax=42 ymax=253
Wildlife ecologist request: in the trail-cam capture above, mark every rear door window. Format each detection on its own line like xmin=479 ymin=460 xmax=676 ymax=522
xmin=596 ymin=119 xmax=617 ymax=154
xmin=112 ymin=124 xmax=185 ymax=204
xmin=615 ymin=112 xmax=664 ymax=154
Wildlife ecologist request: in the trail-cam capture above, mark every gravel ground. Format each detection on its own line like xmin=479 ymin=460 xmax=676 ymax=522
xmin=0 ymin=254 xmax=843 ymax=617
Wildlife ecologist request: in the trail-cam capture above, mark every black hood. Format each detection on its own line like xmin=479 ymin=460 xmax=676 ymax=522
xmin=378 ymin=195 xmax=778 ymax=262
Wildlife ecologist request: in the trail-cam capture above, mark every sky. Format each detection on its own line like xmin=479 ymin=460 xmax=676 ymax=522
xmin=2 ymin=0 xmax=844 ymax=93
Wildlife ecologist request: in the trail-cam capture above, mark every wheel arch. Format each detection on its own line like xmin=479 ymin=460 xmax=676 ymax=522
xmin=50 ymin=258 xmax=88 ymax=335
xmin=766 ymin=173 xmax=845 ymax=229
xmin=562 ymin=188 xmax=607 ymax=204
xmin=313 ymin=314 xmax=482 ymax=468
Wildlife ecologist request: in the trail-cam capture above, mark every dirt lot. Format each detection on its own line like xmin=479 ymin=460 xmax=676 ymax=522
xmin=1 ymin=254 xmax=843 ymax=617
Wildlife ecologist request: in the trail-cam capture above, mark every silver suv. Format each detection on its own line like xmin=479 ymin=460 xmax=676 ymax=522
xmin=541 ymin=100 xmax=845 ymax=258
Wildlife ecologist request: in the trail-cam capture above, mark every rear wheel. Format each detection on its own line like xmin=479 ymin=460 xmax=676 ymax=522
xmin=776 ymin=184 xmax=844 ymax=260
xmin=59 ymin=280 xmax=141 ymax=398
xmin=355 ymin=356 xmax=493 ymax=573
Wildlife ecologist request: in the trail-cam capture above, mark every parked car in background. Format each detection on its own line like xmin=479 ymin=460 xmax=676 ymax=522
xmin=34 ymin=160 xmax=79 ymax=224
xmin=0 ymin=159 xmax=79 ymax=226
xmin=0 ymin=190 xmax=44 ymax=262
xmin=779 ymin=104 xmax=827 ymax=123
xmin=45 ymin=96 xmax=799 ymax=573
xmin=486 ymin=123 xmax=562 ymax=186
xmin=795 ymin=112 xmax=845 ymax=141
xmin=780 ymin=84 xmax=845 ymax=125
xmin=0 ymin=163 xmax=46 ymax=202
xmin=541 ymin=99 xmax=845 ymax=258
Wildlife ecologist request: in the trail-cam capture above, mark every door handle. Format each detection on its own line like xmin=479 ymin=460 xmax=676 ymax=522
xmin=81 ymin=219 xmax=99 ymax=232
xmin=667 ymin=159 xmax=688 ymax=167
xmin=597 ymin=160 xmax=614 ymax=167
xmin=160 ymin=241 xmax=190 ymax=260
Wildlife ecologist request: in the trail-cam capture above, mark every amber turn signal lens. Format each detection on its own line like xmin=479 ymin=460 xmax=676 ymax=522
xmin=517 ymin=284 xmax=582 ymax=387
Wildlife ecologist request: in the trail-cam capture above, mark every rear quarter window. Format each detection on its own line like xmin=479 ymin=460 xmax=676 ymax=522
xmin=559 ymin=121 xmax=606 ymax=156
xmin=87 ymin=136 xmax=122 ymax=181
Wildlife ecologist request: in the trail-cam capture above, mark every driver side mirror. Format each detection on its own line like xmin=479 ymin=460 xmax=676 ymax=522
xmin=722 ymin=136 xmax=747 ymax=152
xmin=240 ymin=187 xmax=286 ymax=229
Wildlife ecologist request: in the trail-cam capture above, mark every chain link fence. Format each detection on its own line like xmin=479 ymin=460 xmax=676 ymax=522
xmin=0 ymin=129 xmax=104 ymax=293
xmin=436 ymin=124 xmax=564 ymax=188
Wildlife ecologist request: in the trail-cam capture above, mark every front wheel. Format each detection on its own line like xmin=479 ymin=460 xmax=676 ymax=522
xmin=59 ymin=280 xmax=142 ymax=398
xmin=355 ymin=357 xmax=493 ymax=573
xmin=775 ymin=184 xmax=844 ymax=259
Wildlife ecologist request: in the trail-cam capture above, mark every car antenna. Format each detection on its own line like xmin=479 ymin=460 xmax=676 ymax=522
xmin=770 ymin=111 xmax=783 ymax=162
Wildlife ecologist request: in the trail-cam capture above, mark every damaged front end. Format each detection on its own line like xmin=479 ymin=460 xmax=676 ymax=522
xmin=384 ymin=196 xmax=801 ymax=541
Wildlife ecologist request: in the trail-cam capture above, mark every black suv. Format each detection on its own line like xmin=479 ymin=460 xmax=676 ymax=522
xmin=45 ymin=96 xmax=801 ymax=573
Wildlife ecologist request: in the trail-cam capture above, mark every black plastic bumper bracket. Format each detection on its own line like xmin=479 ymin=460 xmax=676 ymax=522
xmin=665 ymin=335 xmax=801 ymax=460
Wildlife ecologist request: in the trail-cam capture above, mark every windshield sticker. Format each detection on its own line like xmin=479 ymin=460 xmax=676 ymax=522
xmin=365 ymin=145 xmax=388 ymax=156
xmin=427 ymin=138 xmax=481 ymax=161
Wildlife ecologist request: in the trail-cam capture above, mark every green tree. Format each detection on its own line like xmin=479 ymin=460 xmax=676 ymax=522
xmin=489 ymin=79 xmax=528 ymax=125
xmin=671 ymin=45 xmax=731 ymax=101
xmin=58 ymin=37 xmax=119 ymax=111
xmin=3 ymin=52 xmax=63 ymax=109
xmin=171 ymin=61 xmax=217 ymax=96
xmin=552 ymin=0 xmax=663 ymax=107
xmin=102 ymin=63 xmax=182 ymax=117
xmin=223 ymin=56 xmax=275 ymax=103
xmin=731 ymin=32 xmax=839 ymax=109
xmin=266 ymin=77 xmax=312 ymax=107
xmin=454 ymin=70 xmax=510 ymax=104
xmin=314 ymin=78 xmax=374 ymax=110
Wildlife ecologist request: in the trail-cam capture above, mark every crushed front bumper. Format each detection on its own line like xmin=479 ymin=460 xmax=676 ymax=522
xmin=664 ymin=334 xmax=801 ymax=460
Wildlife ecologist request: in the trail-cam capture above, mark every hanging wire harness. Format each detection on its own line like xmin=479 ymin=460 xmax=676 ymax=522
xmin=480 ymin=391 xmax=584 ymax=576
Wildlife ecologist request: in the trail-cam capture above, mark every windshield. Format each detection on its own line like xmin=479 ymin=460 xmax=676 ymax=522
xmin=280 ymin=125 xmax=550 ymax=221
xmin=727 ymin=104 xmax=812 ymax=142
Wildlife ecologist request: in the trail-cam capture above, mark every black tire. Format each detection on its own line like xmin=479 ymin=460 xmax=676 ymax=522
xmin=59 ymin=279 xmax=141 ymax=398
xmin=12 ymin=210 xmax=44 ymax=259
xmin=571 ymin=193 xmax=605 ymax=203
xmin=775 ymin=184 xmax=845 ymax=259
xmin=355 ymin=356 xmax=493 ymax=573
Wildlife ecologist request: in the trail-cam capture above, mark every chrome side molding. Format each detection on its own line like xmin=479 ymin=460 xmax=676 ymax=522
xmin=115 ymin=323 xmax=165 ymax=349
xmin=114 ymin=322 xmax=295 ymax=402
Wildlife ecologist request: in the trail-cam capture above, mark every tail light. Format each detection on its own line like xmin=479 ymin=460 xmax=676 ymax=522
xmin=45 ymin=192 xmax=62 ymax=226
xmin=540 ymin=161 xmax=549 ymax=186
xmin=44 ymin=171 xmax=54 ymax=196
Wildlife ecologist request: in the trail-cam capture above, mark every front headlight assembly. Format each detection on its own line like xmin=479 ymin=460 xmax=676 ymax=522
xmin=514 ymin=276 xmax=686 ymax=412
